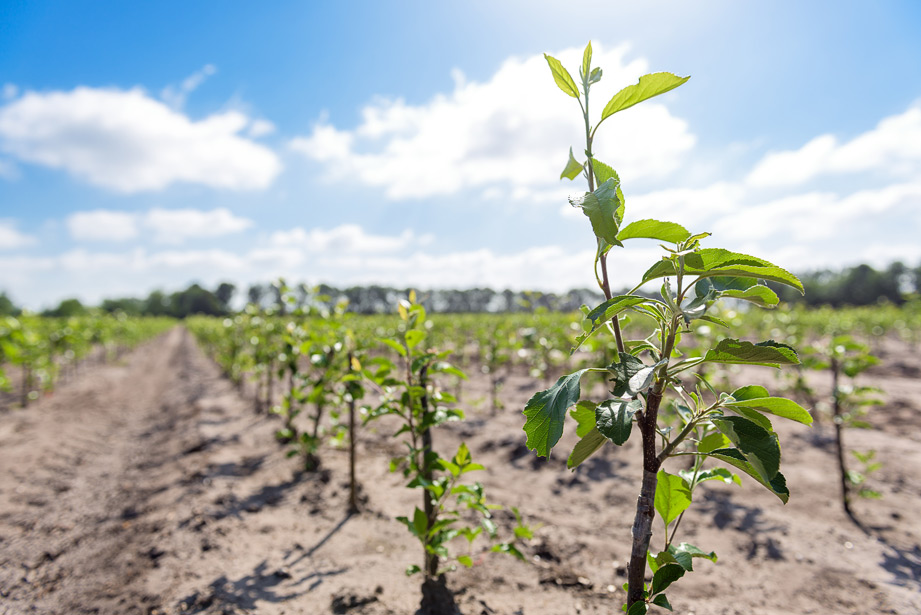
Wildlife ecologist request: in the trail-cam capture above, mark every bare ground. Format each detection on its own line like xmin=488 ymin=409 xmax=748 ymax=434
xmin=1 ymin=327 xmax=919 ymax=615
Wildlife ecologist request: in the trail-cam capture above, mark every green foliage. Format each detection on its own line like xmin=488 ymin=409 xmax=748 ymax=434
xmin=799 ymin=335 xmax=885 ymax=518
xmin=363 ymin=293 xmax=530 ymax=584
xmin=0 ymin=313 xmax=173 ymax=403
xmin=524 ymin=44 xmax=807 ymax=613
xmin=600 ymin=72 xmax=690 ymax=121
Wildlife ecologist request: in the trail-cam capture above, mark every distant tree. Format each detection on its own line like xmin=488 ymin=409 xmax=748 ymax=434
xmin=0 ymin=292 xmax=20 ymax=316
xmin=43 ymin=298 xmax=87 ymax=318
xmin=214 ymin=282 xmax=236 ymax=310
xmin=100 ymin=297 xmax=144 ymax=315
xmin=144 ymin=290 xmax=171 ymax=316
xmin=247 ymin=283 xmax=266 ymax=306
xmin=169 ymin=284 xmax=226 ymax=318
xmin=771 ymin=261 xmax=914 ymax=307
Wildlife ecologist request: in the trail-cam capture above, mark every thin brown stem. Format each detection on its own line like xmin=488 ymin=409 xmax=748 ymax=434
xmin=419 ymin=365 xmax=438 ymax=579
xmin=348 ymin=351 xmax=359 ymax=514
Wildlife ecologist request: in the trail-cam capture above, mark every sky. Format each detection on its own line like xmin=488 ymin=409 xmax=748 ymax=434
xmin=2 ymin=0 xmax=921 ymax=309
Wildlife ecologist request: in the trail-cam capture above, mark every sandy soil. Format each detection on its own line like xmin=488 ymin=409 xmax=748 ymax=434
xmin=1 ymin=327 xmax=919 ymax=615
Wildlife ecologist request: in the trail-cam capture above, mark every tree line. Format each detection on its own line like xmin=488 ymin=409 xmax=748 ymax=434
xmin=1 ymin=260 xmax=918 ymax=319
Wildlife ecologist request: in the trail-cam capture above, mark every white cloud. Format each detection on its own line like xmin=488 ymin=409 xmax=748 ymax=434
xmin=1 ymin=84 xmax=17 ymax=101
xmin=624 ymin=182 xmax=743 ymax=229
xmin=0 ymin=220 xmax=35 ymax=249
xmin=161 ymin=64 xmax=217 ymax=109
xmin=65 ymin=207 xmax=254 ymax=243
xmin=0 ymin=86 xmax=281 ymax=192
xmin=268 ymin=224 xmax=416 ymax=253
xmin=710 ymin=180 xmax=921 ymax=243
xmin=747 ymin=104 xmax=921 ymax=187
xmin=290 ymin=43 xmax=694 ymax=200
xmin=67 ymin=210 xmax=139 ymax=242
xmin=247 ymin=119 xmax=276 ymax=138
xmin=143 ymin=207 xmax=253 ymax=243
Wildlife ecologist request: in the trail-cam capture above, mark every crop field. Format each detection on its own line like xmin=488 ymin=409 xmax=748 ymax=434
xmin=4 ymin=12 xmax=921 ymax=615
xmin=0 ymin=303 xmax=920 ymax=615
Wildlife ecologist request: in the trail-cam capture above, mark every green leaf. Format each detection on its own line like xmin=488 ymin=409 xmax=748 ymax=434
xmin=697 ymin=432 xmax=731 ymax=454
xmin=544 ymin=53 xmax=580 ymax=98
xmin=642 ymin=248 xmax=804 ymax=294
xmin=655 ymin=470 xmax=692 ymax=526
xmin=570 ymin=400 xmax=597 ymax=437
xmin=688 ymin=277 xmax=779 ymax=309
xmin=616 ymin=219 xmax=691 ymax=244
xmin=588 ymin=66 xmax=602 ymax=85
xmin=711 ymin=416 xmax=781 ymax=482
xmin=608 ymin=353 xmax=662 ymax=397
xmin=561 ymin=147 xmax=583 ymax=180
xmin=651 ymin=594 xmax=673 ymax=610
xmin=725 ymin=396 xmax=813 ymax=426
xmin=492 ymin=542 xmax=527 ymax=560
xmin=708 ymin=448 xmax=790 ymax=503
xmin=567 ymin=427 xmax=606 ymax=469
xmin=730 ymin=385 xmax=769 ymax=401
xmin=726 ymin=405 xmax=774 ymax=432
xmin=700 ymin=314 xmax=730 ymax=328
xmin=703 ymin=339 xmax=799 ymax=367
xmin=405 ymin=329 xmax=426 ymax=349
xmin=405 ymin=564 xmax=421 ymax=576
xmin=650 ymin=562 xmax=685 ymax=595
xmin=413 ymin=507 xmax=428 ymax=538
xmin=573 ymin=295 xmax=652 ymax=352
xmin=590 ymin=159 xmax=624 ymax=219
xmin=595 ymin=399 xmax=641 ymax=445
xmin=629 ymin=360 xmax=664 ymax=395
xmin=569 ymin=178 xmax=623 ymax=246
xmin=582 ymin=41 xmax=592 ymax=79
xmin=680 ymin=467 xmax=740 ymax=487
xmin=601 ymin=72 xmax=690 ymax=121
xmin=667 ymin=542 xmax=718 ymax=572
xmin=457 ymin=555 xmax=473 ymax=568
xmin=379 ymin=338 xmax=407 ymax=357
xmin=523 ymin=369 xmax=589 ymax=457
xmin=626 ymin=602 xmax=648 ymax=615
xmin=431 ymin=361 xmax=467 ymax=380
xmin=438 ymin=459 xmax=461 ymax=477
xmin=720 ymin=285 xmax=780 ymax=307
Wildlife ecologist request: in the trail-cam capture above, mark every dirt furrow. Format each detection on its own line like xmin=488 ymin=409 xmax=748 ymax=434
xmin=0 ymin=328 xmax=210 ymax=615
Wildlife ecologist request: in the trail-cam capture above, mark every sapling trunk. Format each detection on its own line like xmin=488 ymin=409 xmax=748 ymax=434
xmin=285 ymin=367 xmax=296 ymax=436
xmin=627 ymin=382 xmax=666 ymax=606
xmin=831 ymin=357 xmax=856 ymax=523
xmin=419 ymin=365 xmax=439 ymax=579
xmin=311 ymin=349 xmax=336 ymax=440
xmin=21 ymin=363 xmax=30 ymax=408
xmin=254 ymin=374 xmax=263 ymax=413
xmin=266 ymin=358 xmax=275 ymax=412
xmin=347 ymin=351 xmax=359 ymax=514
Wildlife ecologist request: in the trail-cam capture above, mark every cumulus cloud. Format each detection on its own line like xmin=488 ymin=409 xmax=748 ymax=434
xmin=67 ymin=210 xmax=139 ymax=242
xmin=747 ymin=104 xmax=921 ymax=187
xmin=143 ymin=207 xmax=253 ymax=243
xmin=0 ymin=220 xmax=35 ymax=249
xmin=247 ymin=119 xmax=276 ymax=138
xmin=0 ymin=86 xmax=282 ymax=192
xmin=269 ymin=224 xmax=418 ymax=253
xmin=290 ymin=43 xmax=695 ymax=200
xmin=65 ymin=207 xmax=253 ymax=243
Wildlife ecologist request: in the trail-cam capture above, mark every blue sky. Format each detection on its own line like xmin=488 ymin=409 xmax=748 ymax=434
xmin=2 ymin=1 xmax=921 ymax=309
